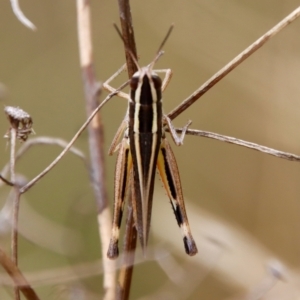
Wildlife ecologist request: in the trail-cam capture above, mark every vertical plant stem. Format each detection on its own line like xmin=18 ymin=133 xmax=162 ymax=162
xmin=117 ymin=197 xmax=137 ymax=300
xmin=10 ymin=128 xmax=16 ymax=184
xmin=117 ymin=0 xmax=138 ymax=299
xmin=11 ymin=188 xmax=21 ymax=300
xmin=117 ymin=0 xmax=138 ymax=74
xmin=9 ymin=128 xmax=20 ymax=300
xmin=76 ymin=1 xmax=116 ymax=299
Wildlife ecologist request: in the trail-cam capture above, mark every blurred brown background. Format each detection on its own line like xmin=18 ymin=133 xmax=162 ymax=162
xmin=0 ymin=1 xmax=300 ymax=299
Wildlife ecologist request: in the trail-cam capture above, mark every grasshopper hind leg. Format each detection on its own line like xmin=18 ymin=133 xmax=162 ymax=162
xmin=107 ymin=136 xmax=132 ymax=259
xmin=157 ymin=137 xmax=198 ymax=256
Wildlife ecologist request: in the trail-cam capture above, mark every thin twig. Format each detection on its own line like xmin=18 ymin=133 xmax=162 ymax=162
xmin=9 ymin=128 xmax=17 ymax=184
xmin=0 ymin=247 xmax=40 ymax=300
xmin=0 ymin=137 xmax=86 ymax=189
xmin=0 ymin=174 xmax=14 ymax=186
xmin=11 ymin=188 xmax=21 ymax=300
xmin=117 ymin=0 xmax=139 ymax=298
xmin=167 ymin=6 xmax=300 ymax=120
xmin=13 ymin=136 xmax=86 ymax=160
xmin=8 ymin=127 xmax=20 ymax=300
xmin=19 ymin=84 xmax=126 ymax=194
xmin=173 ymin=128 xmax=300 ymax=162
xmin=10 ymin=0 xmax=36 ymax=31
xmin=76 ymin=1 xmax=116 ymax=298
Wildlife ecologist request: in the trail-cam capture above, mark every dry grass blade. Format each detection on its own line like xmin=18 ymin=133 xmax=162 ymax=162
xmin=174 ymin=128 xmax=300 ymax=162
xmin=167 ymin=6 xmax=300 ymax=120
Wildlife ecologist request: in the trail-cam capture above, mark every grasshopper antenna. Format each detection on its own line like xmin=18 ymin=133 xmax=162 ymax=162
xmin=113 ymin=23 xmax=140 ymax=71
xmin=149 ymin=24 xmax=174 ymax=70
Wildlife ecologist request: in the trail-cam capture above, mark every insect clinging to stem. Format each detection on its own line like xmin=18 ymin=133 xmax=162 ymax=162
xmin=104 ymin=24 xmax=198 ymax=259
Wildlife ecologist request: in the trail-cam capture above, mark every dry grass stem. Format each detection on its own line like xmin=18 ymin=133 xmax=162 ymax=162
xmin=9 ymin=128 xmax=16 ymax=184
xmin=76 ymin=0 xmax=116 ymax=298
xmin=0 ymin=175 xmax=14 ymax=186
xmin=2 ymin=106 xmax=38 ymax=299
xmin=0 ymin=136 xmax=86 ymax=189
xmin=173 ymin=128 xmax=300 ymax=162
xmin=168 ymin=6 xmax=300 ymax=120
xmin=8 ymin=125 xmax=19 ymax=300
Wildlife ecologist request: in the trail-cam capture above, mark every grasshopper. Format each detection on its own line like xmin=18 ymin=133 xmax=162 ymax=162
xmin=104 ymin=26 xmax=197 ymax=259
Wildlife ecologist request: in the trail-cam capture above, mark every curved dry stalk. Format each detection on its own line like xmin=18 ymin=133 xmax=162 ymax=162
xmin=13 ymin=136 xmax=86 ymax=160
xmin=168 ymin=6 xmax=300 ymax=121
xmin=0 ymin=175 xmax=14 ymax=186
xmin=0 ymin=136 xmax=86 ymax=189
xmin=0 ymin=247 xmax=40 ymax=300
xmin=10 ymin=0 xmax=36 ymax=31
xmin=173 ymin=128 xmax=300 ymax=162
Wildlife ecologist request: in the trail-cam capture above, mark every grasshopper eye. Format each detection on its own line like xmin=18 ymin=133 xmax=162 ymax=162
xmin=130 ymin=75 xmax=139 ymax=91
xmin=152 ymin=75 xmax=162 ymax=90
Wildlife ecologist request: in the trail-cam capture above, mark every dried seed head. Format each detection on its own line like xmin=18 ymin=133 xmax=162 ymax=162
xmin=4 ymin=106 xmax=34 ymax=141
